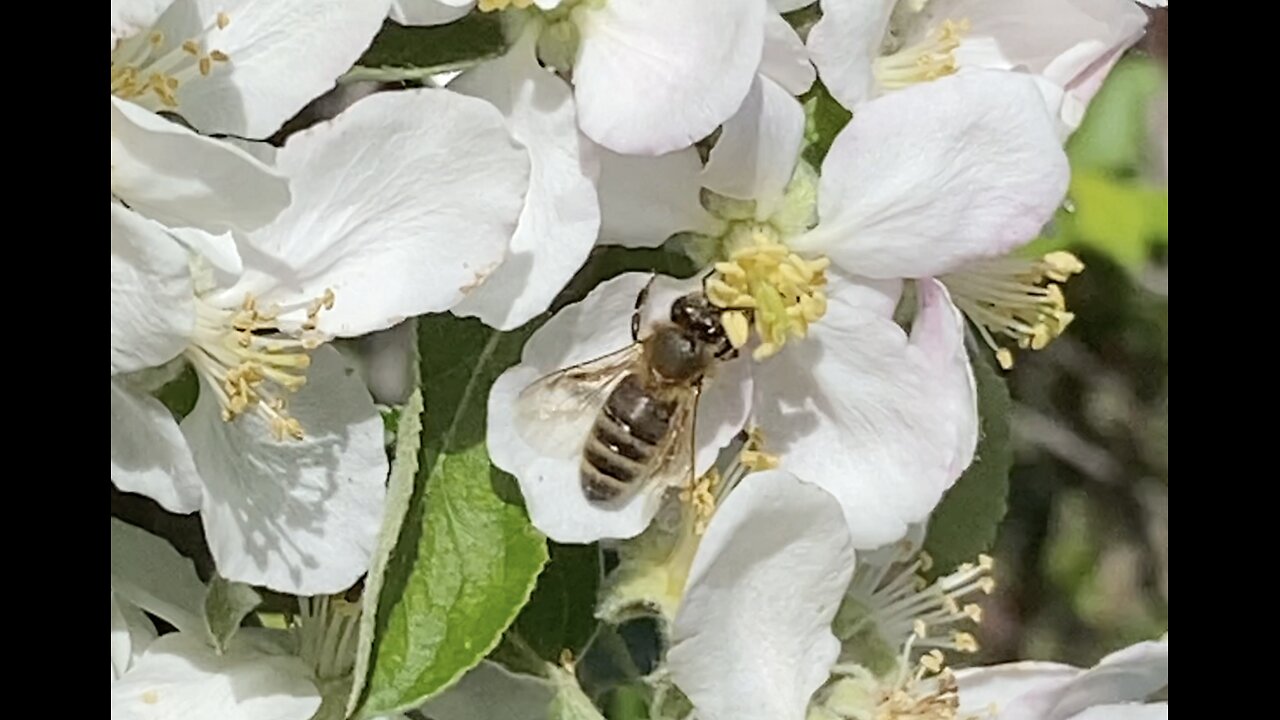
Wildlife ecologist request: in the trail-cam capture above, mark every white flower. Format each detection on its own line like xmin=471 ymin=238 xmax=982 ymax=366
xmin=665 ymin=470 xmax=856 ymax=720
xmin=493 ymin=70 xmax=1067 ymax=548
xmin=110 ymin=519 xmax=323 ymax=720
xmin=391 ymin=0 xmax=769 ymax=154
xmin=111 ymin=89 xmax=531 ymax=594
xmin=953 ymin=637 xmax=1169 ymax=720
xmin=446 ymin=27 xmax=602 ymax=331
xmin=807 ymin=0 xmax=1150 ymax=136
xmin=658 ymin=475 xmax=1168 ymax=720
xmin=110 ymin=0 xmax=391 ymax=138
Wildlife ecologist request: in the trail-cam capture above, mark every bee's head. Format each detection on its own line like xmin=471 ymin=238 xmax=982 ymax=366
xmin=670 ymin=292 xmax=725 ymax=345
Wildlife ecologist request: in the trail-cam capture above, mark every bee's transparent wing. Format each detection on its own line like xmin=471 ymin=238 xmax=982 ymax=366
xmin=514 ymin=344 xmax=644 ymax=459
xmin=636 ymin=384 xmax=701 ymax=494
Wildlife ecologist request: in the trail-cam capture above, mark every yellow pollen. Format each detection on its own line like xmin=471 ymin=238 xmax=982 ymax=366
xmin=185 ymin=290 xmax=334 ymax=442
xmin=739 ymin=426 xmax=780 ymax=471
xmin=477 ymin=0 xmax=533 ymax=10
xmin=874 ymin=19 xmax=970 ymax=91
xmin=919 ymin=551 xmax=934 ymax=573
xmin=217 ymin=12 xmax=231 ymax=29
xmin=913 ymin=619 xmax=929 ymax=638
xmin=952 ymin=631 xmax=979 ymax=653
xmin=707 ymin=230 xmax=829 ymax=360
xmin=941 ymin=251 xmax=1085 ymax=369
xmin=110 ymin=13 xmax=232 ymax=111
xmin=679 ymin=469 xmax=720 ymax=535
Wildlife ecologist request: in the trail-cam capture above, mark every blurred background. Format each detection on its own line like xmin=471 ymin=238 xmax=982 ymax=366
xmin=974 ymin=7 xmax=1168 ymax=667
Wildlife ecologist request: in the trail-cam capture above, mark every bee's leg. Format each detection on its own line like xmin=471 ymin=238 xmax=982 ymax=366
xmin=632 ymin=277 xmax=654 ymax=341
xmin=715 ymin=346 xmax=739 ymax=362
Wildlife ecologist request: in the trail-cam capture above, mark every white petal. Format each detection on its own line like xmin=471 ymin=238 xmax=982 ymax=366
xmin=487 ymin=273 xmax=750 ymax=543
xmin=225 ymin=89 xmax=529 ymax=337
xmin=155 ymin=0 xmax=390 ymax=138
xmin=390 ymin=0 xmax=474 ymax=26
xmin=771 ymin=0 xmax=817 ymax=12
xmin=110 ymin=97 xmax=290 ymax=234
xmin=110 ymin=519 xmax=207 ymax=635
xmin=760 ymin=10 xmax=815 ymax=95
xmin=935 ymin=0 xmax=1149 ymax=92
xmin=1042 ymin=639 xmax=1169 ymax=720
xmin=955 ymin=638 xmax=1169 ymax=720
xmin=110 ymin=204 xmax=194 ymax=375
xmin=1069 ymin=704 xmax=1168 ymax=720
xmin=167 ymin=227 xmax=243 ymax=283
xmin=701 ymin=75 xmax=805 ymax=221
xmin=111 ymin=590 xmax=158 ymax=680
xmin=806 ymin=0 xmax=893 ymax=109
xmin=111 ymin=379 xmax=204 ymax=514
xmin=111 ymin=633 xmax=320 ymax=720
xmin=598 ymin=147 xmax=723 ymax=248
xmin=668 ymin=471 xmax=854 ymax=720
xmin=112 ymin=0 xmax=175 ymax=46
xmin=956 ymin=661 xmax=1082 ymax=716
xmin=574 ymin=0 xmax=766 ymax=154
xmin=751 ymin=275 xmax=977 ymax=548
xmin=793 ymin=71 xmax=1069 ymax=279
xmin=450 ymin=31 xmax=602 ymax=330
xmin=182 ymin=345 xmax=387 ymax=595
xmin=419 ymin=661 xmax=555 ymax=720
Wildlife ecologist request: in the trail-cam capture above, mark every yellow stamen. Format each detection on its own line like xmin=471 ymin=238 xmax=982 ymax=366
xmin=110 ymin=13 xmax=232 ymax=111
xmin=184 ymin=290 xmax=334 ymax=441
xmin=875 ymin=19 xmax=970 ymax=91
xmin=942 ymin=251 xmax=1085 ymax=369
xmin=707 ymin=229 xmax=829 ymax=360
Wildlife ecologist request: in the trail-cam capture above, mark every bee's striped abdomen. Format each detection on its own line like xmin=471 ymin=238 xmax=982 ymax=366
xmin=580 ymin=374 xmax=674 ymax=503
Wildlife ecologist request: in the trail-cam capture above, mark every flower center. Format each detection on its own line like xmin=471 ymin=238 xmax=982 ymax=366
xmin=941 ymin=251 xmax=1085 ymax=369
xmin=110 ymin=12 xmax=231 ymax=111
xmin=706 ymin=227 xmax=830 ymax=360
xmin=873 ymin=19 xmax=969 ymax=91
xmin=477 ymin=0 xmax=533 ymax=11
xmin=183 ymin=289 xmax=334 ymax=441
xmin=836 ymin=541 xmax=994 ymax=677
xmin=816 ymin=654 xmax=969 ymax=720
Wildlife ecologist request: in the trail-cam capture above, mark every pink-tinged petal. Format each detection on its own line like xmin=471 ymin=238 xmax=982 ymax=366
xmin=574 ymin=0 xmax=767 ymax=154
xmin=793 ymin=71 xmax=1068 ymax=279
xmin=669 ymin=471 xmax=855 ymax=720
xmin=751 ymin=274 xmax=976 ymax=548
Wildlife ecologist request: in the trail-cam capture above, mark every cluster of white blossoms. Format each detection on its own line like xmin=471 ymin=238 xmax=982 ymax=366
xmin=110 ymin=0 xmax=1167 ymax=718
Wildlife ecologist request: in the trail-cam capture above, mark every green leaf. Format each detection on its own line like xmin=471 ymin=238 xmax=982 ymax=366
xmin=1067 ymin=57 xmax=1164 ymax=176
xmin=203 ymin=576 xmax=262 ymax=654
xmin=800 ymin=79 xmax=852 ymax=168
xmin=514 ymin=543 xmax=603 ymax=663
xmin=346 ymin=16 xmax=509 ymax=83
xmin=354 ymin=314 xmax=548 ymax=717
xmin=346 ymin=320 xmax=425 ymax=718
xmin=923 ymin=349 xmax=1013 ymax=576
xmin=154 ymin=363 xmax=199 ymax=418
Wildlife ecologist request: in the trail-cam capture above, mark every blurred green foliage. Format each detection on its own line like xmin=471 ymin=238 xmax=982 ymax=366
xmin=975 ymin=51 xmax=1168 ymax=667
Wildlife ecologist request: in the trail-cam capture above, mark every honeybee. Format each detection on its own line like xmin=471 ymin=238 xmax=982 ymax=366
xmin=514 ymin=280 xmax=740 ymax=505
